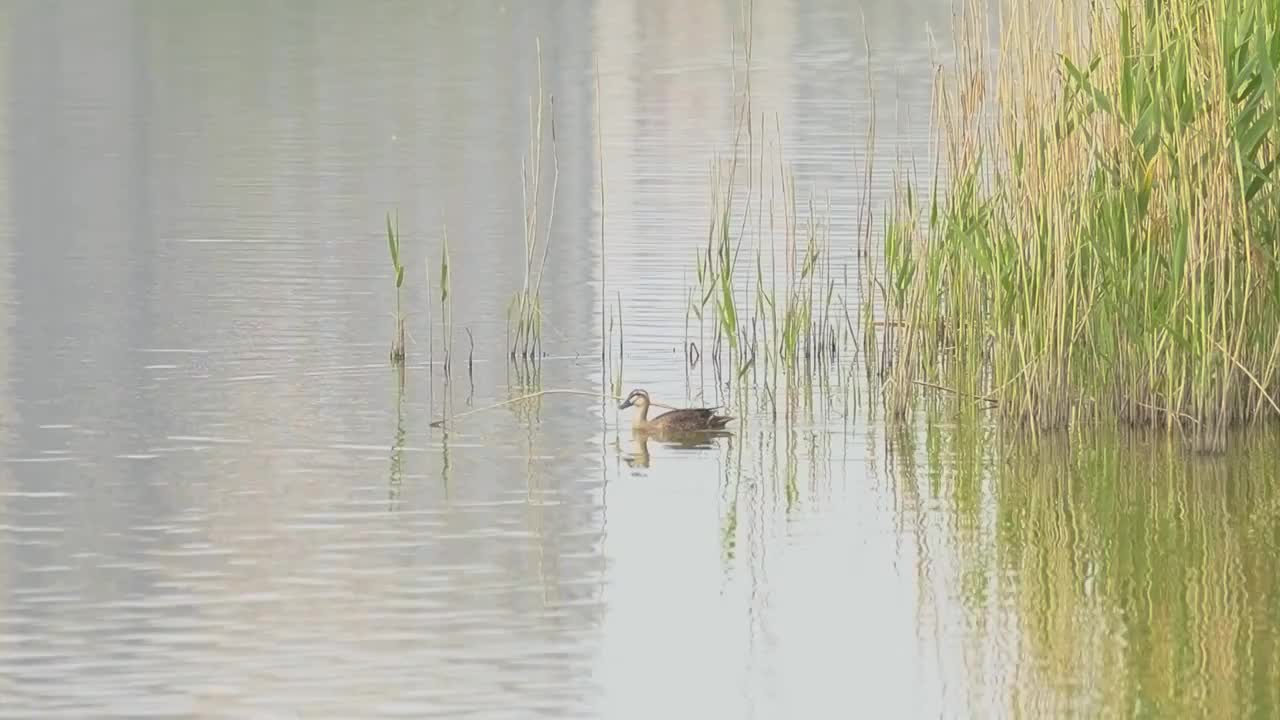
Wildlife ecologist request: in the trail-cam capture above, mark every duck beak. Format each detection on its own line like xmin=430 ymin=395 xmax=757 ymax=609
xmin=618 ymin=397 xmax=634 ymax=410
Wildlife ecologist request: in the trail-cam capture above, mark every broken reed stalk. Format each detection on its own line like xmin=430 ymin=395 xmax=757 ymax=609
xmin=440 ymin=224 xmax=452 ymax=377
xmin=466 ymin=327 xmax=476 ymax=377
xmin=613 ymin=291 xmax=625 ymax=399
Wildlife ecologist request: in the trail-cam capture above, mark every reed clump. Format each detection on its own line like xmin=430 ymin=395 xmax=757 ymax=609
xmin=885 ymin=0 xmax=1280 ymax=450
xmin=691 ymin=140 xmax=842 ymax=383
xmin=688 ymin=0 xmax=849 ymax=394
xmin=509 ymin=37 xmax=560 ymax=362
xmin=385 ymin=210 xmax=406 ymax=365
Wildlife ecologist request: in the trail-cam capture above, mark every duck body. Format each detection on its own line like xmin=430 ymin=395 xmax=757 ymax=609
xmin=619 ymin=389 xmax=734 ymax=432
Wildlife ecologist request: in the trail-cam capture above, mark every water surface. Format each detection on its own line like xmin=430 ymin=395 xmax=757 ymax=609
xmin=1 ymin=1 xmax=1277 ymax=718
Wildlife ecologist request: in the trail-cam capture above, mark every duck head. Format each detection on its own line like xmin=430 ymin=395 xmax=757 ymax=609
xmin=618 ymin=388 xmax=650 ymax=411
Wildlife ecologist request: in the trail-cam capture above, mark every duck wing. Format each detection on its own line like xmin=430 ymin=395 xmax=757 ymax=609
xmin=651 ymin=407 xmax=713 ymax=421
xmin=652 ymin=408 xmax=735 ymax=429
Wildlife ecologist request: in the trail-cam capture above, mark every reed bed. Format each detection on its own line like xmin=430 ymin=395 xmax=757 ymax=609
xmin=684 ymin=0 xmax=1278 ymax=450
xmin=881 ymin=0 xmax=1280 ymax=450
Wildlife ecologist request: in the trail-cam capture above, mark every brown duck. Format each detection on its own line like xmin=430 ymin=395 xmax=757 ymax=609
xmin=618 ymin=389 xmax=734 ymax=432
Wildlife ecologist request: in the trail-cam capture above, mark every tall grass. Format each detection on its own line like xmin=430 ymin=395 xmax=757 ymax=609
xmin=682 ymin=0 xmax=1278 ymax=450
xmin=884 ymin=0 xmax=1280 ymax=450
xmin=693 ymin=147 xmax=841 ymax=375
xmin=509 ymin=37 xmax=560 ymax=362
xmin=686 ymin=0 xmax=850 ymax=403
xmin=385 ymin=210 xmax=406 ymax=365
xmin=688 ymin=126 xmax=852 ymax=436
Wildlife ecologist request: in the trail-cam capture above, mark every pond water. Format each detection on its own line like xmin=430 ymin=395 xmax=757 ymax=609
xmin=1 ymin=1 xmax=1277 ymax=718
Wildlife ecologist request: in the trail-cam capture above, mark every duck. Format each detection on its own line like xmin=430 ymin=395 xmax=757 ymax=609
xmin=618 ymin=388 xmax=734 ymax=432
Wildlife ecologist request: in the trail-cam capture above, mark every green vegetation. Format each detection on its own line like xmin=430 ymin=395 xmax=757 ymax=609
xmin=509 ymin=37 xmax=560 ymax=362
xmin=691 ymin=0 xmax=1279 ymax=449
xmin=385 ymin=210 xmax=406 ymax=365
xmin=684 ymin=2 xmax=864 ymax=419
xmin=883 ymin=0 xmax=1280 ymax=450
xmin=381 ymin=0 xmax=1277 ymax=452
xmin=691 ymin=140 xmax=842 ymax=380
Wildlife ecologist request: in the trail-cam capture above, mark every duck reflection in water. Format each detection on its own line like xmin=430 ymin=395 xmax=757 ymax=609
xmin=625 ymin=427 xmax=734 ymax=468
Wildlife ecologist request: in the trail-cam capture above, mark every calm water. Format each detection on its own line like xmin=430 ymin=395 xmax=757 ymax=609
xmin=1 ymin=1 xmax=1277 ymax=718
